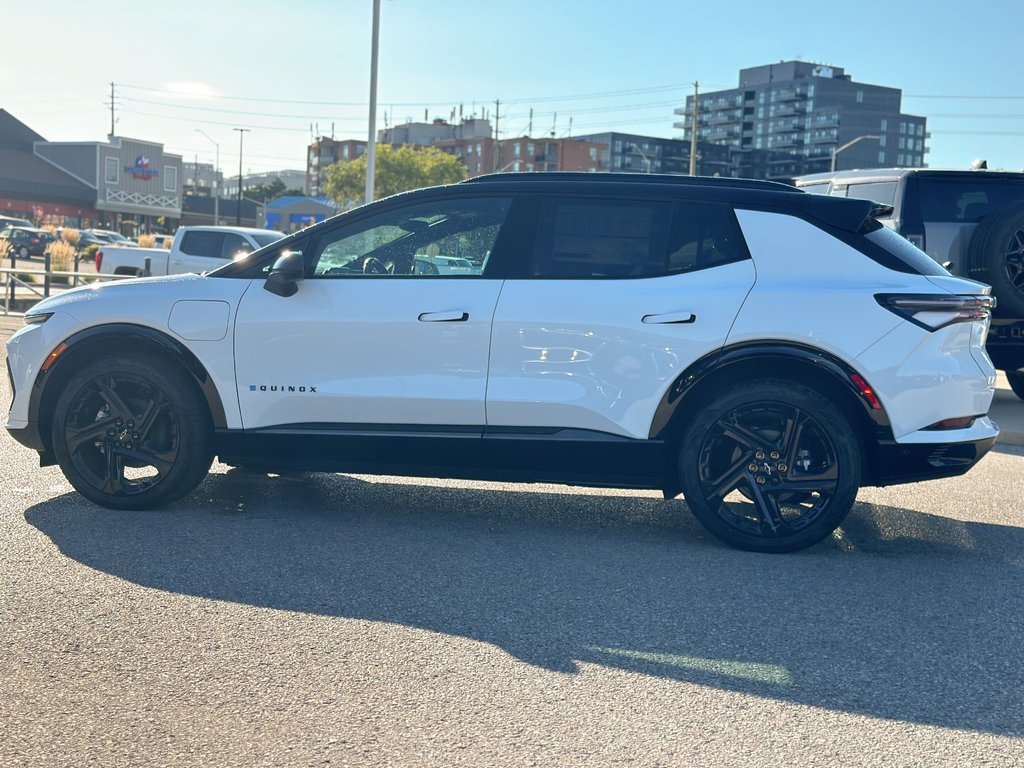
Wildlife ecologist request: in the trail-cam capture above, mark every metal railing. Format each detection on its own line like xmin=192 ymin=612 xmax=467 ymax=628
xmin=2 ymin=265 xmax=134 ymax=315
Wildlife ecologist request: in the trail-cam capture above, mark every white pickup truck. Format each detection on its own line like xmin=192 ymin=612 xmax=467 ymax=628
xmin=95 ymin=226 xmax=284 ymax=276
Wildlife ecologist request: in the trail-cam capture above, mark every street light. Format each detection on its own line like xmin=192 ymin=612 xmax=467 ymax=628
xmin=194 ymin=129 xmax=220 ymax=225
xmin=365 ymin=0 xmax=381 ymax=204
xmin=831 ymin=135 xmax=880 ymax=172
xmin=629 ymin=143 xmax=652 ymax=174
xmin=233 ymin=128 xmax=250 ymax=225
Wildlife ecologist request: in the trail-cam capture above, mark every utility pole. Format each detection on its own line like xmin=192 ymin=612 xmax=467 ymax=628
xmin=233 ymin=128 xmax=249 ymax=225
xmin=365 ymin=0 xmax=381 ymax=204
xmin=528 ymin=108 xmax=533 ymax=138
xmin=493 ymin=99 xmax=500 ymax=173
xmin=195 ymin=129 xmax=220 ymax=225
xmin=689 ymin=82 xmax=699 ymax=176
xmin=109 ymin=82 xmax=116 ymax=137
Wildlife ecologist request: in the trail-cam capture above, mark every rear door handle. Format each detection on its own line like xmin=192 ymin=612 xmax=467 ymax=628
xmin=418 ymin=311 xmax=469 ymax=322
xmin=642 ymin=312 xmax=696 ymax=324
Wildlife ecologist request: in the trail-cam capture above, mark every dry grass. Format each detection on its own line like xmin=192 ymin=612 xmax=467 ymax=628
xmin=45 ymin=240 xmax=76 ymax=273
xmin=138 ymin=234 xmax=156 ymax=248
xmin=0 ymin=239 xmax=10 ymax=262
xmin=60 ymin=228 xmax=81 ymax=248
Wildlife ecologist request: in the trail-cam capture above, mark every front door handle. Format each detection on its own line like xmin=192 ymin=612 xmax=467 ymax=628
xmin=641 ymin=312 xmax=696 ymax=325
xmin=418 ymin=311 xmax=469 ymax=322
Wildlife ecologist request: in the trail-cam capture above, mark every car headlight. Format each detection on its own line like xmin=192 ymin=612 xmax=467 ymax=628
xmin=23 ymin=312 xmax=53 ymax=326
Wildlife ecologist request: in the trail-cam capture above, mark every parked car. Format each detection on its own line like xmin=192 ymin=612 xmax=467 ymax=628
xmin=0 ymin=214 xmax=33 ymax=229
xmin=77 ymin=230 xmax=113 ymax=250
xmin=793 ymin=167 xmax=1024 ymax=398
xmin=86 ymin=229 xmax=136 ymax=246
xmin=6 ymin=174 xmax=999 ymax=552
xmin=95 ymin=226 xmax=283 ymax=276
xmin=0 ymin=226 xmax=56 ymax=258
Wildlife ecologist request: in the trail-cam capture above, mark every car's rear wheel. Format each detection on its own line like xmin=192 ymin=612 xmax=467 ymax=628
xmin=1007 ymin=371 xmax=1024 ymax=400
xmin=51 ymin=354 xmax=213 ymax=510
xmin=18 ymin=245 xmax=29 ymax=259
xmin=678 ymin=380 xmax=861 ymax=553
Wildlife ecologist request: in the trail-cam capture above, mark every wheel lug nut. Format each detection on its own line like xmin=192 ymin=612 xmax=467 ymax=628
xmin=755 ymin=452 xmax=765 ymax=460
xmin=115 ymin=419 xmax=122 ymax=426
xmin=756 ymin=476 xmax=767 ymax=485
xmin=107 ymin=429 xmax=115 ymax=436
xmin=748 ymin=463 xmax=758 ymax=472
xmin=778 ymin=463 xmax=788 ymax=473
xmin=128 ymin=421 xmax=134 ymax=428
xmin=770 ymin=451 xmax=780 ymax=460
xmin=133 ymin=432 xmax=140 ymax=439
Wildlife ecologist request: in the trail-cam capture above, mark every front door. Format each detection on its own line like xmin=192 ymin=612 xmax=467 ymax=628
xmin=233 ymin=195 xmax=512 ymax=430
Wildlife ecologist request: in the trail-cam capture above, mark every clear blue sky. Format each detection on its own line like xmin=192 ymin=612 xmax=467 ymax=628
xmin=3 ymin=0 xmax=1022 ymax=175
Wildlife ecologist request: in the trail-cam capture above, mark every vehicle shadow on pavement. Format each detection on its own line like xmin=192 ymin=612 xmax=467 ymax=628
xmin=25 ymin=469 xmax=1024 ymax=737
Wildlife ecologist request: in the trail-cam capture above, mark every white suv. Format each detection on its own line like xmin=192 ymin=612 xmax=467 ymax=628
xmin=5 ymin=174 xmax=999 ymax=552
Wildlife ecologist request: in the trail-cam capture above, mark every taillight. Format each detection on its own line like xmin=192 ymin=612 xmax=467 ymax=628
xmin=95 ymin=249 xmax=102 ymax=271
xmin=876 ymin=294 xmax=995 ymax=331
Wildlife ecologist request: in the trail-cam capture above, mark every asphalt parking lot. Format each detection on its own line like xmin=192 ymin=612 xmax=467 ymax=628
xmin=2 ymin=312 xmax=1023 ymax=766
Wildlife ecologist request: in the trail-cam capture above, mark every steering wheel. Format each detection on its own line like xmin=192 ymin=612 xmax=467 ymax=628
xmin=362 ymin=256 xmax=390 ymax=274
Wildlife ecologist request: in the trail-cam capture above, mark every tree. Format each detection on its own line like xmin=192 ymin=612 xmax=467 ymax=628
xmin=324 ymin=144 xmax=466 ymax=208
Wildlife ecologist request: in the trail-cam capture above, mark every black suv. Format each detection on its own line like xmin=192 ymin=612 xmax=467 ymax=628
xmin=0 ymin=226 xmax=55 ymax=259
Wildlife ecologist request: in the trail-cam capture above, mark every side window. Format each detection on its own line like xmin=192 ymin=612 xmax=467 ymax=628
xmin=844 ymin=181 xmax=897 ymax=207
xmin=668 ymin=202 xmax=750 ymax=273
xmin=533 ymin=198 xmax=672 ymax=278
xmin=180 ymin=231 xmax=224 ymax=258
xmin=221 ymin=232 xmax=253 ymax=260
xmin=310 ymin=197 xmax=510 ymax=277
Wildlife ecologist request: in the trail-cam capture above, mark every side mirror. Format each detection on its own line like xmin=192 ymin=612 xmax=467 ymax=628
xmin=263 ymin=250 xmax=305 ymax=297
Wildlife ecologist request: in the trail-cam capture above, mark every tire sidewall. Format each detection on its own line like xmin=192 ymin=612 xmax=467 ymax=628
xmin=679 ymin=380 xmax=861 ymax=553
xmin=968 ymin=202 xmax=1024 ymax=317
xmin=51 ymin=353 xmax=213 ymax=510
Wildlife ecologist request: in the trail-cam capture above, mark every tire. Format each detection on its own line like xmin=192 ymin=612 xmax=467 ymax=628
xmin=1007 ymin=371 xmax=1024 ymax=400
xmin=18 ymin=246 xmax=28 ymax=259
xmin=966 ymin=202 xmax=1024 ymax=317
xmin=678 ymin=380 xmax=861 ymax=553
xmin=51 ymin=354 xmax=214 ymax=510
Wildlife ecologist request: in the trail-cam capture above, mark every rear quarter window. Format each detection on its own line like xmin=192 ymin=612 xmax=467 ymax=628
xmin=843 ymin=181 xmax=898 ymax=208
xmin=862 ymin=224 xmax=950 ymax=276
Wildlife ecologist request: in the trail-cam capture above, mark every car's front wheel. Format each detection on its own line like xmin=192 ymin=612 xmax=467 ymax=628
xmin=51 ymin=354 xmax=214 ymax=509
xmin=678 ymin=380 xmax=861 ymax=553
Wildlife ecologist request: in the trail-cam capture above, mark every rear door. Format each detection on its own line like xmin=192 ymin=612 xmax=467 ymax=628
xmin=487 ymin=195 xmax=756 ymax=440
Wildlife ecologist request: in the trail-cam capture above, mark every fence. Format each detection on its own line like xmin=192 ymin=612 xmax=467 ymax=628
xmin=2 ymin=263 xmax=134 ymax=315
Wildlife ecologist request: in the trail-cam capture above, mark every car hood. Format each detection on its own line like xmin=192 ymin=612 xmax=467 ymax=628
xmin=29 ymin=273 xmax=252 ymax=320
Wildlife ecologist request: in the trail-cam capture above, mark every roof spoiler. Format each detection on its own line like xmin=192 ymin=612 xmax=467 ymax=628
xmin=800 ymin=194 xmax=893 ymax=233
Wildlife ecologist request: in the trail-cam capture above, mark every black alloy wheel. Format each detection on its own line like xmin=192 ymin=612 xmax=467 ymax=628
xmin=1004 ymin=226 xmax=1024 ymax=295
xmin=52 ymin=354 xmax=213 ymax=509
xmin=679 ymin=381 xmax=861 ymax=553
